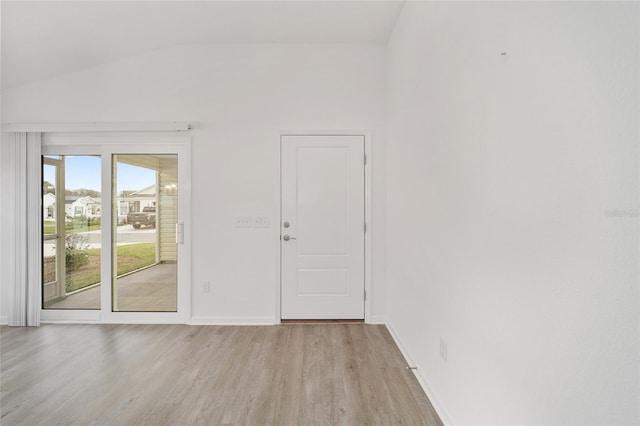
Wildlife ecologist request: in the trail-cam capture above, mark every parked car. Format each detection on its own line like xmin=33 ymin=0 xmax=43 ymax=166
xmin=127 ymin=206 xmax=156 ymax=229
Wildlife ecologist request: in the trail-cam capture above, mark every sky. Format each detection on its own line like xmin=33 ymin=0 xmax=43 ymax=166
xmin=43 ymin=156 xmax=156 ymax=193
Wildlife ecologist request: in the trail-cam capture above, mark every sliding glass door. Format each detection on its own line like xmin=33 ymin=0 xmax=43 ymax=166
xmin=42 ymin=155 xmax=102 ymax=309
xmin=112 ymin=154 xmax=178 ymax=312
xmin=41 ymin=137 xmax=190 ymax=322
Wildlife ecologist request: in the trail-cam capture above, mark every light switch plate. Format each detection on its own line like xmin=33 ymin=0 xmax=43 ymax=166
xmin=252 ymin=216 xmax=270 ymax=228
xmin=236 ymin=216 xmax=252 ymax=228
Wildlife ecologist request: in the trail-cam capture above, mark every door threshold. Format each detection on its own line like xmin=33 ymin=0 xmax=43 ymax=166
xmin=281 ymin=319 xmax=364 ymax=324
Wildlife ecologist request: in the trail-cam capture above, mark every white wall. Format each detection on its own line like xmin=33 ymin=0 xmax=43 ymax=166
xmin=1 ymin=44 xmax=387 ymax=323
xmin=386 ymin=2 xmax=639 ymax=425
xmin=0 ymin=134 xmax=4 ymax=324
xmin=0 ymin=4 xmax=3 ymax=324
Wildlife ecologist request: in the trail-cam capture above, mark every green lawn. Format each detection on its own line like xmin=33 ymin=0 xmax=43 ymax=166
xmin=65 ymin=243 xmax=156 ymax=293
xmin=67 ymin=225 xmax=101 ymax=234
xmin=115 ymin=243 xmax=157 ymax=276
xmin=43 ymin=220 xmax=101 ymax=235
xmin=43 ymin=221 xmax=56 ymax=234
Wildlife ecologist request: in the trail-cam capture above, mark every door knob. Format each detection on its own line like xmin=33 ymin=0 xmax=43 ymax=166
xmin=283 ymin=235 xmax=296 ymax=241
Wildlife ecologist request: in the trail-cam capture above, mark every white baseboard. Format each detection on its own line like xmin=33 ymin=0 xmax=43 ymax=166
xmin=368 ymin=314 xmax=387 ymax=324
xmin=189 ymin=316 xmax=276 ymax=326
xmin=385 ymin=321 xmax=454 ymax=426
xmin=0 ymin=315 xmax=7 ymax=325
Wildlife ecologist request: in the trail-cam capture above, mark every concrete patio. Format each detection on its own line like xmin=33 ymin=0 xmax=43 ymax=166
xmin=47 ymin=263 xmax=177 ymax=311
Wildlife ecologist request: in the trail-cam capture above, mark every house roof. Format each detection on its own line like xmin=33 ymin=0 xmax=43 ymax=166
xmin=65 ymin=196 xmax=80 ymax=205
xmin=127 ymin=185 xmax=156 ymax=197
xmin=65 ymin=195 xmax=100 ymax=205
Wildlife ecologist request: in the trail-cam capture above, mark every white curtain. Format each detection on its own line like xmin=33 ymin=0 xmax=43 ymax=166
xmin=1 ymin=132 xmax=42 ymax=326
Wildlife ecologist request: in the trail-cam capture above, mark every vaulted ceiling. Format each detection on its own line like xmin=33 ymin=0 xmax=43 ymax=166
xmin=1 ymin=1 xmax=404 ymax=89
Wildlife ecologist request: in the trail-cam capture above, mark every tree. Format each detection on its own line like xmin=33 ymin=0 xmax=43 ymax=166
xmin=65 ymin=188 xmax=100 ymax=198
xmin=43 ymin=181 xmax=55 ymax=194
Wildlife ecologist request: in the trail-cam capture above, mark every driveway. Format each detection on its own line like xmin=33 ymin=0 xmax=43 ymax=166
xmin=81 ymin=225 xmax=156 ymax=244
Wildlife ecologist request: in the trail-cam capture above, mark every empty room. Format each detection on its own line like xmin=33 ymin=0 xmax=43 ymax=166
xmin=1 ymin=1 xmax=638 ymax=425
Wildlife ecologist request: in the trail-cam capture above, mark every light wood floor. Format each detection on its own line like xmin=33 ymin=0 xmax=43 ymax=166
xmin=1 ymin=324 xmax=442 ymax=426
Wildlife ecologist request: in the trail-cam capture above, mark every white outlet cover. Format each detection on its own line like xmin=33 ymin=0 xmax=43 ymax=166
xmin=235 ymin=216 xmax=252 ymax=228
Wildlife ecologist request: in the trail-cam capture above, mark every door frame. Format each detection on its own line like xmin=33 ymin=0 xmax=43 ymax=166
xmin=40 ymin=132 xmax=192 ymax=324
xmin=275 ymin=130 xmax=372 ymax=324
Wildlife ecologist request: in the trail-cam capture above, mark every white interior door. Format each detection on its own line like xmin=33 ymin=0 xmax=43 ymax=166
xmin=281 ymin=135 xmax=365 ymax=320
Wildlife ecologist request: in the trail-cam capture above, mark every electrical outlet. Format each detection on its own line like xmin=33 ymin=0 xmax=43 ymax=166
xmin=440 ymin=337 xmax=448 ymax=363
xmin=202 ymin=281 xmax=210 ymax=293
xmin=235 ymin=216 xmax=252 ymax=228
xmin=252 ymin=216 xmax=270 ymax=228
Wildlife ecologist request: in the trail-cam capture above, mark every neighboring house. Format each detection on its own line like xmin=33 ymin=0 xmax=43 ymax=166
xmin=43 ymin=192 xmax=56 ymax=219
xmin=65 ymin=196 xmax=101 ymax=218
xmin=119 ymin=185 xmax=156 ymax=217
xmin=55 ymin=186 xmax=156 ymax=222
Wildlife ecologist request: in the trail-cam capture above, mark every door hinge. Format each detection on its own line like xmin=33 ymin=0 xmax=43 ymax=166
xmin=364 ymin=222 xmax=367 ymax=233
xmin=364 ymin=289 xmax=367 ymax=301
xmin=364 ymin=154 xmax=367 ymax=165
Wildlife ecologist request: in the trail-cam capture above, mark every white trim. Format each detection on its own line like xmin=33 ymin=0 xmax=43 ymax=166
xmin=276 ymin=130 xmax=373 ymax=324
xmin=369 ymin=314 xmax=387 ymax=324
xmin=43 ymin=132 xmax=191 ymax=147
xmin=189 ymin=316 xmax=276 ymax=326
xmin=101 ymin=148 xmax=112 ymax=318
xmin=101 ymin=312 xmax=188 ymax=324
xmin=274 ymin=133 xmax=283 ymax=324
xmin=42 ymin=145 xmax=101 ymax=156
xmin=363 ymin=131 xmax=373 ymax=324
xmin=40 ymin=311 xmax=191 ymax=324
xmin=385 ymin=321 xmax=454 ymax=426
xmin=3 ymin=122 xmax=190 ymax=133
xmin=41 ymin=310 xmax=101 ymax=323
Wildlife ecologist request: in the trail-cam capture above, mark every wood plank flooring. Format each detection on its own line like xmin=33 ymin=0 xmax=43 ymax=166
xmin=1 ymin=324 xmax=442 ymax=426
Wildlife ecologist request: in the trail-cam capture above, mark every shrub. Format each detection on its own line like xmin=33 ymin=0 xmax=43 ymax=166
xmin=65 ymin=233 xmax=90 ymax=271
xmin=66 ymin=215 xmax=87 ymax=231
xmin=65 ymin=215 xmax=100 ymax=231
xmin=65 ymin=233 xmax=89 ymax=251
xmin=66 ymin=249 xmax=89 ymax=271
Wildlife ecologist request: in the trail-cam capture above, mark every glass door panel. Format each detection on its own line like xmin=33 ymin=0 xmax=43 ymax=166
xmin=112 ymin=154 xmax=178 ymax=312
xmin=42 ymin=155 xmax=102 ymax=309
xmin=42 ymin=160 xmax=60 ymax=307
